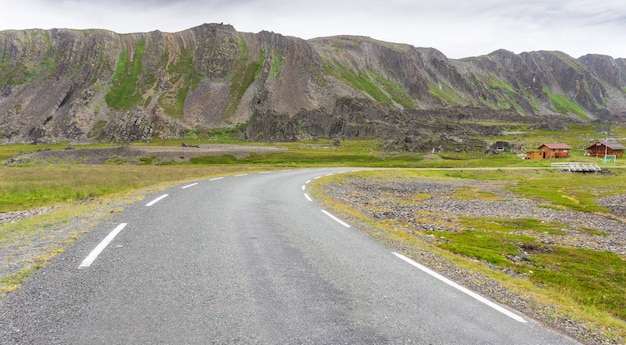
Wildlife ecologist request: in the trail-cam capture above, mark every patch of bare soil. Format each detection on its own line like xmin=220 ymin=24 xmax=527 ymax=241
xmin=5 ymin=144 xmax=286 ymax=165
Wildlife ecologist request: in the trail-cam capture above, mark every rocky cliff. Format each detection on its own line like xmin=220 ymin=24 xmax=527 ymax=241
xmin=1 ymin=23 xmax=625 ymax=144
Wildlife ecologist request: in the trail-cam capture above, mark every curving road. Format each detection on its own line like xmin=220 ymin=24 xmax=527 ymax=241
xmin=0 ymin=168 xmax=580 ymax=344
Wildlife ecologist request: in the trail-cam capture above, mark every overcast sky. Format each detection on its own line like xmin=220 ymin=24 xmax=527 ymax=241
xmin=2 ymin=0 xmax=625 ymax=59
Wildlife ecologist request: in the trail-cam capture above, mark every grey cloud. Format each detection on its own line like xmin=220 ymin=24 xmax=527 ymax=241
xmin=3 ymin=0 xmax=626 ymax=58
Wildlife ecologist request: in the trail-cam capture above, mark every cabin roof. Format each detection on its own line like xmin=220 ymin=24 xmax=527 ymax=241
xmin=586 ymin=141 xmax=626 ymax=151
xmin=539 ymin=143 xmax=571 ymax=150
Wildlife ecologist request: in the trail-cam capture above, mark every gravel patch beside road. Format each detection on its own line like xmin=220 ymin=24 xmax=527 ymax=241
xmin=323 ymin=176 xmax=626 ymax=255
xmin=318 ymin=175 xmax=626 ymax=345
xmin=0 ymin=195 xmax=142 ymax=289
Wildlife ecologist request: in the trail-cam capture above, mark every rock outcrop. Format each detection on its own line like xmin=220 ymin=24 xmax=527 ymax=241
xmin=1 ymin=24 xmax=625 ymax=143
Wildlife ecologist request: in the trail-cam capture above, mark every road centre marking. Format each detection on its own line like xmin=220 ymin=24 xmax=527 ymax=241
xmin=181 ymin=183 xmax=198 ymax=189
xmin=79 ymin=223 xmax=127 ymax=268
xmin=146 ymin=194 xmax=168 ymax=206
xmin=321 ymin=210 xmax=351 ymax=228
xmin=392 ymin=252 xmax=527 ymax=323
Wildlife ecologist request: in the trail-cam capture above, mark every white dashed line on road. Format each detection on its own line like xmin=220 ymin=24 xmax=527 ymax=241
xmin=146 ymin=194 xmax=168 ymax=206
xmin=79 ymin=223 xmax=127 ymax=269
xmin=392 ymin=252 xmax=527 ymax=323
xmin=321 ymin=210 xmax=351 ymax=228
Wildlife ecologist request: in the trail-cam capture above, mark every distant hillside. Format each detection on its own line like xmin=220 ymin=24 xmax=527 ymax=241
xmin=1 ymin=23 xmax=625 ymax=145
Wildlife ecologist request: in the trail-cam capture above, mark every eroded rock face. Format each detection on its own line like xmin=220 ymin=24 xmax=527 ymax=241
xmin=1 ymin=24 xmax=625 ymax=144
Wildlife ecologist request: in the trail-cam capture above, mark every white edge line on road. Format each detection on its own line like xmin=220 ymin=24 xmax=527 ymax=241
xmin=79 ymin=223 xmax=127 ymax=269
xmin=313 ymin=176 xmax=322 ymax=179
xmin=302 ymin=185 xmax=306 ymax=191
xmin=181 ymin=183 xmax=198 ymax=189
xmin=235 ymin=174 xmax=248 ymax=177
xmin=392 ymin=252 xmax=527 ymax=323
xmin=304 ymin=194 xmax=312 ymax=202
xmin=321 ymin=210 xmax=351 ymax=228
xmin=305 ymin=179 xmax=312 ymax=184
xmin=146 ymin=194 xmax=168 ymax=206
xmin=210 ymin=177 xmax=225 ymax=181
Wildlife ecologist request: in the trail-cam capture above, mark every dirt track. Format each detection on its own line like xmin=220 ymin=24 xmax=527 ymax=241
xmin=5 ymin=144 xmax=285 ymax=165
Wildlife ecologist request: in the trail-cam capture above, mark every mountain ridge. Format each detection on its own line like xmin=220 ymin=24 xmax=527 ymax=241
xmin=1 ymin=23 xmax=625 ymax=144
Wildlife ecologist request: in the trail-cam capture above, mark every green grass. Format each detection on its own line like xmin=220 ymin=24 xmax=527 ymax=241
xmin=430 ymin=225 xmax=626 ymax=320
xmin=2 ymin=119 xmax=626 ymax=343
xmin=1 ymin=129 xmax=626 ymax=341
xmin=482 ymin=75 xmax=523 ymax=113
xmin=220 ymin=36 xmax=260 ymax=119
xmin=158 ymin=48 xmax=203 ymax=118
xmin=531 ymin=247 xmax=626 ymax=320
xmin=270 ymin=49 xmax=283 ymax=79
xmin=486 ymin=76 xmax=517 ymax=97
xmin=190 ymin=151 xmax=421 ymax=167
xmin=105 ymin=41 xmax=147 ymax=110
xmin=508 ymin=172 xmax=621 ymax=212
xmin=0 ymin=163 xmax=270 ymax=296
xmin=398 ymin=167 xmax=625 ymax=213
xmin=0 ymin=142 xmax=78 ymax=163
xmin=479 ymin=122 xmax=626 ymax=155
xmin=1 ymin=265 xmax=40 ymax=294
xmin=543 ymin=87 xmax=588 ymax=120
xmin=1 ymin=137 xmax=588 ymax=214
xmin=435 ymin=229 xmax=535 ymax=266
xmin=428 ymin=82 xmax=465 ymax=105
xmin=325 ymin=61 xmax=393 ymax=104
xmin=451 ymin=186 xmax=508 ymax=201
xmin=310 ymin=168 xmax=626 ymax=341
xmin=460 ymin=217 xmax=568 ymax=235
xmin=368 ymin=70 xmax=418 ymax=108
xmin=0 ymin=165 xmax=264 ymax=213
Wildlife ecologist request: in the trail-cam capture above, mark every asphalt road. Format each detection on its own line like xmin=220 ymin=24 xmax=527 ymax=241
xmin=0 ymin=168 xmax=580 ymax=344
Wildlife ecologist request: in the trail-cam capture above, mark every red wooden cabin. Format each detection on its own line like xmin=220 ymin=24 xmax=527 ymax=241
xmin=526 ymin=143 xmax=571 ymax=159
xmin=586 ymin=141 xmax=625 ymax=158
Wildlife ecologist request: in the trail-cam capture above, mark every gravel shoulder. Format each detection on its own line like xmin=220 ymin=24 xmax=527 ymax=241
xmin=0 ymin=193 xmax=147 ymax=286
